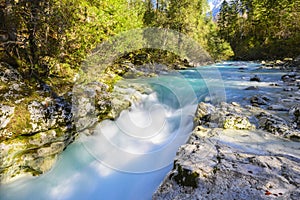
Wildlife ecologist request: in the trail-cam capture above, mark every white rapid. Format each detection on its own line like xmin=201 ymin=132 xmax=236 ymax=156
xmin=0 ymin=69 xmax=204 ymax=200
xmin=0 ymin=61 xmax=285 ymax=200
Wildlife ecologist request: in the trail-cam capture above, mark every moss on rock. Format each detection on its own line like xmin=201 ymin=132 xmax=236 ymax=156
xmin=173 ymin=164 xmax=199 ymax=188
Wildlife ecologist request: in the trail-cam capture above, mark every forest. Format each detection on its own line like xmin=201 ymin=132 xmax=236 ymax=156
xmin=0 ymin=0 xmax=299 ymax=81
xmin=218 ymin=0 xmax=300 ymax=60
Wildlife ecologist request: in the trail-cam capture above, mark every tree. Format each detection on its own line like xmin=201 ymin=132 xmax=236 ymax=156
xmin=217 ymin=0 xmax=300 ymax=60
xmin=142 ymin=0 xmax=233 ymax=61
xmin=1 ymin=0 xmax=146 ymax=78
xmin=1 ymin=0 xmax=76 ymax=75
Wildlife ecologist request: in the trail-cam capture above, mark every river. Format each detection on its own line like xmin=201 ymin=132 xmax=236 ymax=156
xmin=0 ymin=61 xmax=286 ymax=200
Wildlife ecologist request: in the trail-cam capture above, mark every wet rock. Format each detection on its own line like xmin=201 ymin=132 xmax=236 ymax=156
xmin=269 ymin=83 xmax=279 ymax=86
xmin=109 ymin=98 xmax=131 ymax=119
xmin=268 ymin=104 xmax=289 ymax=111
xmin=72 ymin=80 xmax=141 ymax=133
xmin=0 ymin=127 xmax=73 ymax=183
xmin=256 ymin=112 xmax=300 ymax=141
xmin=281 ymin=72 xmax=299 ymax=82
xmin=276 ymin=60 xmax=285 ymax=65
xmin=245 ymin=86 xmax=259 ymax=90
xmin=293 ymin=56 xmax=300 ymax=69
xmin=37 ymin=142 xmax=65 ymax=157
xmin=261 ymin=61 xmax=275 ymax=69
xmin=290 ymin=105 xmax=300 ymax=129
xmin=1 ymin=60 xmax=154 ymax=183
xmin=250 ymin=75 xmax=261 ymax=82
xmin=250 ymin=95 xmax=271 ymax=106
xmin=283 ymin=87 xmax=296 ymax=91
xmin=72 ymin=84 xmax=102 ymax=133
xmin=174 ymin=64 xmax=188 ymax=70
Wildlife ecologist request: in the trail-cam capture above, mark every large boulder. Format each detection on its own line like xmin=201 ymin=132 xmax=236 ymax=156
xmin=154 ymin=130 xmax=300 ymax=200
xmin=0 ymin=63 xmax=76 ymax=183
xmin=194 ymin=102 xmax=255 ymax=130
xmin=250 ymin=95 xmax=271 ymax=107
xmin=154 ymin=100 xmax=300 ymax=199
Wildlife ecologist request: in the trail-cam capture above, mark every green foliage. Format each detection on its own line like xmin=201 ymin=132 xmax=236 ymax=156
xmin=63 ymin=0 xmax=145 ymax=66
xmin=142 ymin=0 xmax=233 ymax=61
xmin=218 ymin=0 xmax=300 ymax=60
xmin=0 ymin=0 xmax=235 ymax=82
xmin=115 ymin=48 xmax=189 ymax=69
xmin=1 ymin=0 xmax=146 ymax=78
xmin=207 ymin=31 xmax=234 ymax=61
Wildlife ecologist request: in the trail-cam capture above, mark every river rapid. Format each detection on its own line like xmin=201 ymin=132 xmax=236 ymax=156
xmin=0 ymin=61 xmax=286 ymax=200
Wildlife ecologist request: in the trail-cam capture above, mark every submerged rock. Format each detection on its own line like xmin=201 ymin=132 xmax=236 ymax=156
xmin=250 ymin=95 xmax=271 ymax=106
xmin=281 ymin=72 xmax=299 ymax=82
xmin=267 ymin=104 xmax=289 ymax=111
xmin=250 ymin=75 xmax=261 ymax=82
xmin=256 ymin=112 xmax=300 ymax=141
xmin=245 ymin=86 xmax=259 ymax=90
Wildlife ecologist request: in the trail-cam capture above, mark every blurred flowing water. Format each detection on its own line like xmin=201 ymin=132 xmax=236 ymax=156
xmin=0 ymin=61 xmax=286 ymax=200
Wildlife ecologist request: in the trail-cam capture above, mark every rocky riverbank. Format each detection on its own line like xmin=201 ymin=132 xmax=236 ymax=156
xmin=153 ymin=61 xmax=300 ymax=199
xmin=1 ymin=58 xmax=299 ymax=190
xmin=0 ymin=61 xmax=153 ymax=184
xmin=1 ymin=53 xmax=186 ymax=184
xmin=0 ymin=62 xmax=75 ymax=183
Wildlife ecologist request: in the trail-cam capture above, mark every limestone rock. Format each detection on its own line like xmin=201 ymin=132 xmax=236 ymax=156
xmin=256 ymin=112 xmax=300 ymax=141
xmin=250 ymin=95 xmax=271 ymax=106
xmin=289 ymin=104 xmax=300 ymax=129
xmin=154 ymin=130 xmax=300 ymax=200
xmin=0 ymin=104 xmax=14 ymax=130
xmin=194 ymin=102 xmax=254 ymax=130
xmin=27 ymin=97 xmax=73 ymax=133
xmin=155 ymin=98 xmax=300 ymax=199
xmin=194 ymin=102 xmax=216 ymax=126
xmin=0 ymin=63 xmax=76 ymax=184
